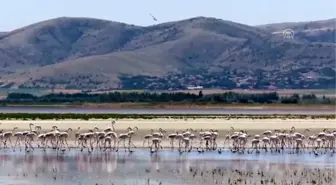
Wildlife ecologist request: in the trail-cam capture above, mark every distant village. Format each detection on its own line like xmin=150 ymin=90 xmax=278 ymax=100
xmin=186 ymin=86 xmax=204 ymax=90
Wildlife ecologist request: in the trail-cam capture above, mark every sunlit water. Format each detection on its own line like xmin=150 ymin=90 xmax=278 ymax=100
xmin=0 ymin=107 xmax=334 ymax=114
xmin=0 ymin=149 xmax=335 ymax=185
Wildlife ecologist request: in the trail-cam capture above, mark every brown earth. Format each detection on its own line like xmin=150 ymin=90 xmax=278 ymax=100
xmin=0 ymin=17 xmax=334 ymax=90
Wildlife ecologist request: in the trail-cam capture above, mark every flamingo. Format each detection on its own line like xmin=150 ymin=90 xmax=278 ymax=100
xmin=3 ymin=127 xmax=18 ymax=149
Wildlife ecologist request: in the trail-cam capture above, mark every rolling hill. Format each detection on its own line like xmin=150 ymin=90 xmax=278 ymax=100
xmin=0 ymin=17 xmax=335 ymax=90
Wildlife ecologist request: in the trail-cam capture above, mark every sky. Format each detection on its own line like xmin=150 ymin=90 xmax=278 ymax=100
xmin=1 ymin=0 xmax=335 ymax=31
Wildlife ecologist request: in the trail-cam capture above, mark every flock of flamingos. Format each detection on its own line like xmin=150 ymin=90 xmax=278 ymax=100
xmin=0 ymin=121 xmax=335 ymax=155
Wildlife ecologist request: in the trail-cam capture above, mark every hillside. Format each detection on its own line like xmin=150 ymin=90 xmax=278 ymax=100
xmin=0 ymin=17 xmax=335 ymax=90
xmin=257 ymin=18 xmax=336 ymax=43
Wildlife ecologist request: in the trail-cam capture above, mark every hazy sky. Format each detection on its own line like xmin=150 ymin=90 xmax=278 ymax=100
xmin=1 ymin=0 xmax=335 ymax=31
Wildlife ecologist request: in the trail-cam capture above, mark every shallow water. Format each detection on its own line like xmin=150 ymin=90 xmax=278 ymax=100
xmin=0 ymin=149 xmax=335 ymax=185
xmin=0 ymin=106 xmax=334 ymax=115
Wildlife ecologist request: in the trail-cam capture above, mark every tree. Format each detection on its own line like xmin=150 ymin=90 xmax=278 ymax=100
xmin=198 ymin=90 xmax=203 ymax=98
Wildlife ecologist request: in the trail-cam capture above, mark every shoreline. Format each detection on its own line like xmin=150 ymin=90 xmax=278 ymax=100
xmin=3 ymin=143 xmax=336 ymax=151
xmin=1 ymin=117 xmax=335 ymax=151
xmin=0 ymin=113 xmax=335 ymax=120
xmin=0 ymin=117 xmax=336 ymax=151
xmin=1 ymin=117 xmax=335 ymax=132
xmin=1 ymin=103 xmax=335 ymax=109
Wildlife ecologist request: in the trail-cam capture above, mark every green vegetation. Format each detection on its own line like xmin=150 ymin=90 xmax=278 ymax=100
xmin=1 ymin=91 xmax=335 ymax=105
xmin=0 ymin=88 xmax=48 ymax=97
xmin=0 ymin=113 xmax=334 ymax=120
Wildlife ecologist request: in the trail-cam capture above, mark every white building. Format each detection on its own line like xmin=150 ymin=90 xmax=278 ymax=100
xmin=186 ymin=86 xmax=203 ymax=90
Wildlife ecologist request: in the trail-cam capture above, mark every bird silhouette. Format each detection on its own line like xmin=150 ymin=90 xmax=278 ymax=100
xmin=149 ymin=13 xmax=157 ymax=21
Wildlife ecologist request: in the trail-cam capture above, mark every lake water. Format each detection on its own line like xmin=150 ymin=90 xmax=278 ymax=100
xmin=0 ymin=149 xmax=335 ymax=185
xmin=0 ymin=106 xmax=335 ymax=115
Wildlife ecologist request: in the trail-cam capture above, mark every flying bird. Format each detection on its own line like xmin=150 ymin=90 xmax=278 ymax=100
xmin=149 ymin=13 xmax=157 ymax=21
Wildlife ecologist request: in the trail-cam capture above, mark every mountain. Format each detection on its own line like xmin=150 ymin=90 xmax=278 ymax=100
xmin=257 ymin=18 xmax=336 ymax=43
xmin=0 ymin=17 xmax=335 ymax=90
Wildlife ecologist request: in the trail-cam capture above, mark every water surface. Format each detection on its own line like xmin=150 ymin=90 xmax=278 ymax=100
xmin=0 ymin=149 xmax=335 ymax=185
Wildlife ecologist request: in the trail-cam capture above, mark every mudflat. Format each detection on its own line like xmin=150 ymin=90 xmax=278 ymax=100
xmin=1 ymin=118 xmax=335 ymax=141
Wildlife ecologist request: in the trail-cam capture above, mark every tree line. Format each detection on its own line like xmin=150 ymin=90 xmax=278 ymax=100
xmin=1 ymin=91 xmax=335 ymax=104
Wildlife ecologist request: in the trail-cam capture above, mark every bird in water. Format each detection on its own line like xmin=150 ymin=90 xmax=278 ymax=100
xmin=197 ymin=147 xmax=204 ymax=154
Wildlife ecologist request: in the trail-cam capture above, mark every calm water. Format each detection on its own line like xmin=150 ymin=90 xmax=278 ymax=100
xmin=0 ymin=149 xmax=335 ymax=185
xmin=0 ymin=106 xmax=335 ymax=114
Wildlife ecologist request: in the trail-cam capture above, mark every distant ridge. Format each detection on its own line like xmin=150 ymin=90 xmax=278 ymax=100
xmin=0 ymin=17 xmax=335 ymax=90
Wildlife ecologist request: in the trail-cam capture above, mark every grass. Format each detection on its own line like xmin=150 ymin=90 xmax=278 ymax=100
xmin=1 ymin=88 xmax=335 ymax=96
xmin=79 ymin=102 xmax=336 ymax=109
xmin=0 ymin=113 xmax=334 ymax=120
xmin=0 ymin=88 xmax=334 ymax=108
xmin=161 ymin=89 xmax=336 ymax=95
xmin=1 ymin=102 xmax=335 ymax=109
